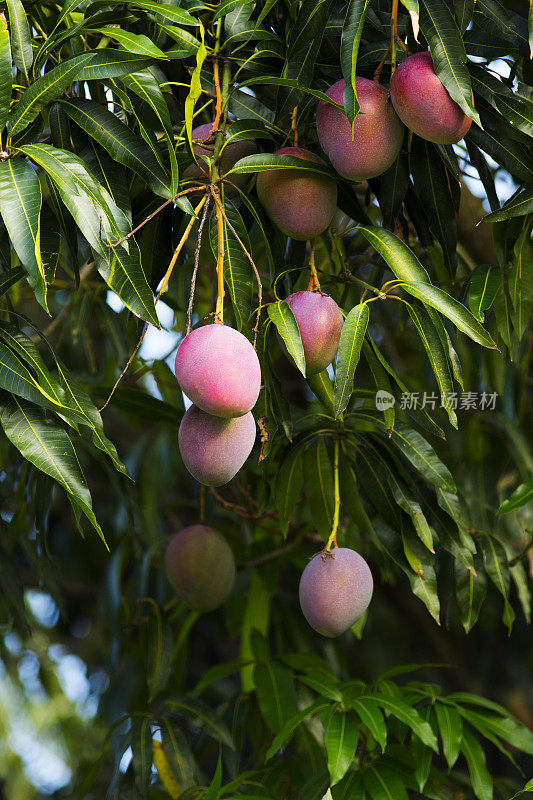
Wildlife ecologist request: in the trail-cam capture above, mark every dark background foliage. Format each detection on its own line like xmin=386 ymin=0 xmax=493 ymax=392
xmin=0 ymin=0 xmax=532 ymax=798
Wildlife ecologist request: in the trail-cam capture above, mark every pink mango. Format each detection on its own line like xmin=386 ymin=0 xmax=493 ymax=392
xmin=285 ymin=290 xmax=344 ymax=375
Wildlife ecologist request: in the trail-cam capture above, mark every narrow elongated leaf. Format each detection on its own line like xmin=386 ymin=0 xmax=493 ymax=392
xmin=498 ymin=477 xmax=533 ymax=514
xmin=379 ymin=153 xmax=410 ymax=229
xmin=494 ymin=93 xmax=533 ymax=138
xmin=509 ymin=219 xmax=533 ymax=339
xmin=400 ymin=282 xmax=497 ymax=348
xmin=208 ymin=202 xmax=253 ymax=330
xmin=166 ymin=696 xmax=234 ymax=749
xmin=0 ymin=159 xmax=46 ymax=310
xmin=326 ymin=711 xmax=359 ymax=786
xmin=366 ymin=695 xmax=438 ymax=750
xmin=129 ymin=0 xmax=199 ymax=25
xmin=276 ymin=446 xmax=303 ymax=527
xmin=364 ymin=762 xmax=409 ymax=800
xmin=435 ymin=702 xmax=463 ymax=769
xmin=358 ymin=226 xmax=430 ymax=282
xmin=303 ymin=438 xmax=334 ymax=539
xmin=266 ymin=699 xmax=330 ymax=759
xmin=6 ymin=0 xmax=32 ymax=80
xmin=60 ymin=98 xmax=171 ymax=199
xmin=131 ymin=719 xmax=152 ymax=796
xmin=0 ymin=266 xmax=24 ymax=296
xmin=481 ymin=187 xmax=533 ymax=223
xmin=78 ymin=49 xmax=154 ymax=80
xmin=229 ymin=152 xmax=335 ymax=178
xmin=341 ymin=0 xmax=371 ymax=124
xmin=254 ymin=662 xmax=298 ymax=733
xmin=91 ymin=27 xmax=167 ymax=58
xmin=460 ymin=727 xmax=493 ymax=800
xmin=455 ymin=555 xmax=487 ymax=632
xmin=334 ymin=302 xmax=369 ymax=417
xmin=8 ymin=54 xmax=93 ymax=138
xmin=468 ymin=265 xmax=501 ymax=322
xmin=390 ymin=425 xmax=456 ymax=492
xmin=0 ymin=14 xmax=12 ymax=132
xmin=268 ymin=300 xmax=306 ymax=376
xmin=419 ymin=0 xmax=479 ymax=124
xmin=349 ymin=697 xmax=387 ymax=752
xmin=482 ymin=535 xmax=514 ymax=632
xmin=413 ymin=706 xmax=434 ymax=791
xmin=184 ymin=20 xmax=207 ymax=156
xmin=407 ymin=302 xmax=457 ymax=427
xmin=0 ymin=392 xmax=104 ymax=540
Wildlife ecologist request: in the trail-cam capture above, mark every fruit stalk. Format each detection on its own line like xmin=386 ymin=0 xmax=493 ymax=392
xmin=325 ymin=438 xmax=340 ymax=554
xmin=214 ymin=186 xmax=225 ymax=323
xmin=307 ymin=240 xmax=321 ymax=291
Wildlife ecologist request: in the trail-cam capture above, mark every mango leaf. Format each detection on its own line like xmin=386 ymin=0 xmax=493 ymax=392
xmin=378 ymin=153 xmax=410 ymax=229
xmin=494 ymin=93 xmax=533 ymax=138
xmin=78 ymin=49 xmax=154 ymax=80
xmin=0 ymin=159 xmax=46 ymax=311
xmin=455 ymin=555 xmax=487 ymax=633
xmin=0 ymin=266 xmax=24 ymax=297
xmin=275 ymin=446 xmax=303 ymax=530
xmin=390 ymin=425 xmax=456 ymax=492
xmin=468 ymin=265 xmax=501 ymax=322
xmin=208 ymin=201 xmax=253 ymax=330
xmin=266 ymin=699 xmax=330 ymax=760
xmin=129 ymin=0 xmax=200 ymax=25
xmin=467 ymin=124 xmax=533 ymax=185
xmin=460 ymin=727 xmax=493 ymax=800
xmin=482 ymin=534 xmax=515 ymax=633
xmin=406 ymin=302 xmax=457 ymax=427
xmin=419 ymin=0 xmax=480 ymax=125
xmin=228 ymin=152 xmax=335 ymax=178
xmin=326 ymin=711 xmax=359 ymax=786
xmin=184 ymin=19 xmax=207 ymax=156
xmin=130 ymin=718 xmax=153 ymax=796
xmin=341 ymin=0 xmax=371 ymax=124
xmin=254 ymin=661 xmax=298 ymax=733
xmin=166 ymin=696 xmax=234 ymax=749
xmin=334 ymin=302 xmax=369 ymax=418
xmin=303 ymin=438 xmax=334 ymax=539
xmin=268 ymin=300 xmax=306 ymax=376
xmin=509 ymin=219 xmax=533 ymax=339
xmin=348 ymin=697 xmax=387 ymax=752
xmin=0 ymin=392 xmax=104 ymax=541
xmin=498 ymin=477 xmax=533 ymax=514
xmin=91 ymin=27 xmax=167 ymax=58
xmin=412 ymin=707 xmax=433 ymax=791
xmin=0 ymin=13 xmax=12 ymax=132
xmin=358 ymin=226 xmax=430 ymax=282
xmin=8 ymin=53 xmax=94 ymax=138
xmin=481 ymin=187 xmax=533 ymax=223
xmin=364 ymin=762 xmax=410 ymax=800
xmin=6 ymin=0 xmax=32 ymax=81
xmin=399 ymin=282 xmax=497 ymax=349
xmin=435 ymin=701 xmax=463 ymax=769
xmin=59 ymin=98 xmax=172 ymax=199
xmin=366 ymin=695 xmax=438 ymax=750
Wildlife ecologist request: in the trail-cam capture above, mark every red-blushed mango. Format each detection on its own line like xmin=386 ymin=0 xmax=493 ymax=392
xmin=256 ymin=146 xmax=337 ymax=240
xmin=182 ymin=123 xmax=257 ymax=197
xmin=285 ymin=290 xmax=343 ymax=375
xmin=164 ymin=525 xmax=236 ymax=611
xmin=299 ymin=548 xmax=373 ymax=637
xmin=175 ymin=325 xmax=261 ymax=418
xmin=316 ymin=78 xmax=404 ymax=180
xmin=179 ymin=405 xmax=256 ymax=486
xmin=390 ymin=52 xmax=473 ymax=144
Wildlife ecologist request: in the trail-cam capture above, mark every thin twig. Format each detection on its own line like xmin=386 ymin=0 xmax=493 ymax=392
xmin=291 ymin=105 xmax=299 ymax=147
xmin=187 ymin=194 xmax=211 ymax=334
xmin=106 ymin=187 xmax=201 ymax=249
xmin=31 ymin=261 xmax=95 ymax=344
xmin=212 ymin=59 xmax=222 ymax=132
xmin=209 ymin=187 xmax=262 ymax=348
xmin=213 ymin=187 xmax=225 ymax=324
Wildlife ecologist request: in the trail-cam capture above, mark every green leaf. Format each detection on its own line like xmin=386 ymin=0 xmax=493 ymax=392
xmin=379 ymin=153 xmax=410 ymax=229
xmin=228 ymin=152 xmax=335 ymax=178
xmin=78 ymin=49 xmax=154 ymax=80
xmin=6 ymin=0 xmax=32 ymax=81
xmin=498 ymin=477 xmax=533 ymax=514
xmin=326 ymin=711 xmax=359 ymax=786
xmin=0 ymin=266 xmax=24 ymax=296
xmin=8 ymin=53 xmax=94 ymax=138
xmin=18 ymin=143 xmax=158 ymax=326
xmin=254 ymin=661 xmax=298 ymax=733
xmin=0 ymin=159 xmax=46 ymax=311
xmin=341 ymin=0 xmax=371 ymax=124
xmin=166 ymin=696 xmax=235 ymax=749
xmin=390 ymin=425 xmax=456 ymax=492
xmin=358 ymin=226 xmax=430 ymax=282
xmin=91 ymin=27 xmax=167 ymax=58
xmin=509 ymin=219 xmax=533 ymax=339
xmin=494 ymin=93 xmax=533 ymax=138
xmin=208 ymin=201 xmax=253 ymax=330
xmin=481 ymin=187 xmax=533 ymax=223
xmin=419 ymin=0 xmax=480 ymax=125
xmin=266 ymin=699 xmax=330 ymax=760
xmin=275 ymin=446 xmax=303 ymax=528
xmin=0 ymin=392 xmax=105 ymax=541
xmin=203 ymin=753 xmax=222 ymax=800
xmin=388 ymin=475 xmax=434 ymax=552
xmin=0 ymin=13 xmax=12 ymax=132
xmin=334 ymin=302 xmax=369 ymax=417
xmin=458 ymin=707 xmax=533 ymax=754
xmin=412 ymin=706 xmax=434 ymax=791
xmin=130 ymin=718 xmax=152 ymax=796
xmin=129 ymin=0 xmax=200 ymax=25
xmin=59 ymin=98 xmax=172 ymax=199
xmin=400 ymin=282 xmax=497 ymax=349
xmin=455 ymin=555 xmax=487 ymax=633
xmin=482 ymin=535 xmax=514 ymax=633
xmin=368 ymin=696 xmax=438 ymax=750
xmin=468 ymin=265 xmax=501 ymax=322
xmin=435 ymin=701 xmax=463 ymax=769
xmin=303 ymin=438 xmax=334 ymax=539
xmin=268 ymin=300 xmax=306 ymax=377
xmin=406 ymin=302 xmax=457 ymax=427
xmin=307 ymin=370 xmax=336 ymax=416
xmin=349 ymin=697 xmax=387 ymax=752
xmin=184 ymin=19 xmax=207 ymax=158
xmin=467 ymin=124 xmax=533 ymax=185
xmin=364 ymin=762 xmax=409 ymax=800
xmin=225 ymin=118 xmax=274 ymax=145
xmin=460 ymin=726 xmax=493 ymax=800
